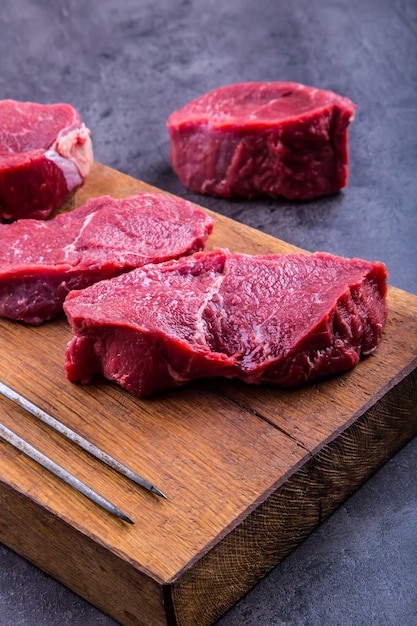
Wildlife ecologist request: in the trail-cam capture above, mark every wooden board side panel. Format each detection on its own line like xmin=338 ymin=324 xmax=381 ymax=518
xmin=170 ymin=370 xmax=417 ymax=626
xmin=0 ymin=482 xmax=168 ymax=626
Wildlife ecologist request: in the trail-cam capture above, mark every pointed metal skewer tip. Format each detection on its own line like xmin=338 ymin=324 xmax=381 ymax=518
xmin=0 ymin=422 xmax=134 ymax=524
xmin=0 ymin=380 xmax=166 ymax=500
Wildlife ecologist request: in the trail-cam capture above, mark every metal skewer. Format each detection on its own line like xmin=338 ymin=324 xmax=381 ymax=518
xmin=0 ymin=421 xmax=133 ymax=524
xmin=0 ymin=380 xmax=167 ymax=499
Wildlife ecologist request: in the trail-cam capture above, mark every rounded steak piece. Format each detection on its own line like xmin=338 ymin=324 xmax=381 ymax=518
xmin=167 ymin=82 xmax=356 ymax=201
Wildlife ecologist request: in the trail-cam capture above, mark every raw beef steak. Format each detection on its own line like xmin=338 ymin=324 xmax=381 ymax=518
xmin=167 ymin=82 xmax=356 ymax=200
xmin=0 ymin=192 xmax=214 ymax=324
xmin=0 ymin=100 xmax=93 ymax=222
xmin=64 ymin=249 xmax=388 ymax=397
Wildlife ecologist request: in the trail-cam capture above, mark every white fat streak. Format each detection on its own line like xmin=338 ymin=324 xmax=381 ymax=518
xmin=160 ymin=272 xmax=226 ymax=384
xmin=62 ymin=211 xmax=96 ymax=258
xmin=252 ymin=307 xmax=278 ymax=349
xmin=45 ymin=148 xmax=83 ymax=191
xmin=165 ymin=363 xmax=192 ymax=384
xmin=45 ymin=123 xmax=94 ymax=191
xmin=193 ymin=273 xmax=225 ymax=344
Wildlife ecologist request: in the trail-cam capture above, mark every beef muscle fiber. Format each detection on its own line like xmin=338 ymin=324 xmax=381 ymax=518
xmin=64 ymin=249 xmax=388 ymax=397
xmin=167 ymin=82 xmax=356 ymax=201
xmin=0 ymin=100 xmax=94 ymax=221
xmin=0 ymin=192 xmax=214 ymax=324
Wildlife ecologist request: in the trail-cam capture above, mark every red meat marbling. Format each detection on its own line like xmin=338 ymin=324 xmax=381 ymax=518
xmin=64 ymin=249 xmax=388 ymax=397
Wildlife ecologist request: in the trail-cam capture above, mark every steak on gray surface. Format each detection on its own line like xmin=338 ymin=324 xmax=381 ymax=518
xmin=0 ymin=100 xmax=93 ymax=222
xmin=167 ymin=82 xmax=356 ymax=201
xmin=64 ymin=248 xmax=388 ymax=397
xmin=0 ymin=192 xmax=214 ymax=324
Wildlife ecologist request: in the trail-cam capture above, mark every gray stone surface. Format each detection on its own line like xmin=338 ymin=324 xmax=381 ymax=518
xmin=0 ymin=0 xmax=416 ymax=624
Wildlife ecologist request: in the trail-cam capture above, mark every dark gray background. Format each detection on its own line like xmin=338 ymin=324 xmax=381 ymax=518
xmin=1 ymin=0 xmax=416 ymax=624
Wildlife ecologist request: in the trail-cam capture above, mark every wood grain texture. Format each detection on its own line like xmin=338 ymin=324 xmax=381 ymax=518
xmin=0 ymin=163 xmax=416 ymax=626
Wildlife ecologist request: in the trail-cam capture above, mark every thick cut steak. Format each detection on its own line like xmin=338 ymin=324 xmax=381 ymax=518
xmin=64 ymin=249 xmax=388 ymax=397
xmin=0 ymin=100 xmax=93 ymax=221
xmin=0 ymin=193 xmax=214 ymax=324
xmin=167 ymin=82 xmax=356 ymax=200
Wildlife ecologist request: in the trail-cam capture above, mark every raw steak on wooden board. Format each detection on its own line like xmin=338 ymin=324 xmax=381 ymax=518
xmin=64 ymin=248 xmax=388 ymax=397
xmin=0 ymin=192 xmax=214 ymax=325
xmin=167 ymin=82 xmax=356 ymax=200
xmin=0 ymin=100 xmax=93 ymax=222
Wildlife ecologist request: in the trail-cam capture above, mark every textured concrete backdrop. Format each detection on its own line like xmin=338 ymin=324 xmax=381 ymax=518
xmin=0 ymin=0 xmax=416 ymax=624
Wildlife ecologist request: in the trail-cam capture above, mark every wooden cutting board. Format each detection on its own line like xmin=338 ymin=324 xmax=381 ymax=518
xmin=1 ymin=163 xmax=416 ymax=626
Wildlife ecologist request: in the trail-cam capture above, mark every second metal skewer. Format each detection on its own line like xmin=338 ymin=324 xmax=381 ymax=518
xmin=0 ymin=422 xmax=134 ymax=524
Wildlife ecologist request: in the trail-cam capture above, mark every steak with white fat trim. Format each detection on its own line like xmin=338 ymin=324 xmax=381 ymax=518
xmin=0 ymin=100 xmax=93 ymax=221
